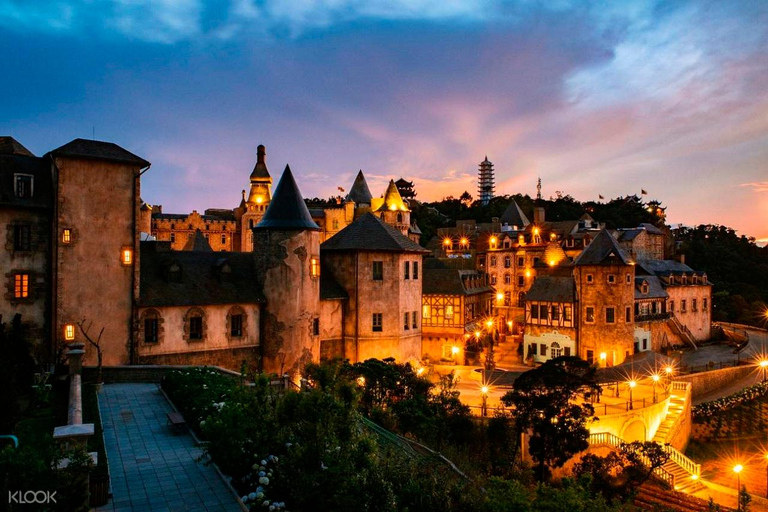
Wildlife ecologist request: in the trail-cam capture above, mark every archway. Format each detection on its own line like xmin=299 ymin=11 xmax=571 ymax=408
xmin=620 ymin=418 xmax=647 ymax=442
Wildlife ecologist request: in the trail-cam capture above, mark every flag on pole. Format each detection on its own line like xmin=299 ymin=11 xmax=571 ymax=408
xmin=338 ymin=187 xmax=345 ymax=193
xmin=641 ymin=189 xmax=648 ymax=195
xmin=598 ymin=194 xmax=604 ymax=200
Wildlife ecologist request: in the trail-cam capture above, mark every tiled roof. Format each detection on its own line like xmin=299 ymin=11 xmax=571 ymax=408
xmin=0 ymin=136 xmax=35 ymax=156
xmin=256 ymin=165 xmax=320 ymax=231
xmin=573 ymin=230 xmax=632 ymax=266
xmin=321 ymin=213 xmax=429 ymax=253
xmin=499 ymin=200 xmax=530 ymax=228
xmin=182 ymin=230 xmax=213 ymax=251
xmin=50 ymin=138 xmax=149 ymax=167
xmin=524 ymin=276 xmax=576 ymax=303
xmin=422 ymin=268 xmax=493 ymax=296
xmin=139 ymin=242 xmax=265 ymax=307
xmin=634 ymin=276 xmax=668 ymax=299
xmin=0 ymin=153 xmax=52 ymax=208
xmin=346 ymin=170 xmax=373 ymax=205
xmin=636 ymin=259 xmax=694 ymax=275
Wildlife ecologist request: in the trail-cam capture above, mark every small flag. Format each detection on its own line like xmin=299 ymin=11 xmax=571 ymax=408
xmin=641 ymin=189 xmax=648 ymax=195
xmin=598 ymin=194 xmax=604 ymax=200
xmin=338 ymin=187 xmax=345 ymax=193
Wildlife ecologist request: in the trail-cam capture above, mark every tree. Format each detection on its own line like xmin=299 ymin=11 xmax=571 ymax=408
xmin=501 ymin=356 xmax=600 ymax=481
xmin=76 ymin=319 xmax=104 ymax=384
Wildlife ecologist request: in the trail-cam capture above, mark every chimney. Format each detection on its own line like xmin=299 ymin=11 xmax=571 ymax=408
xmin=257 ymin=144 xmax=266 ymax=164
xmin=534 ymin=206 xmax=545 ymax=224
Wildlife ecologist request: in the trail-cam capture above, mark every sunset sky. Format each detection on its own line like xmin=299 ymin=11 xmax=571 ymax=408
xmin=1 ymin=0 xmax=766 ymax=241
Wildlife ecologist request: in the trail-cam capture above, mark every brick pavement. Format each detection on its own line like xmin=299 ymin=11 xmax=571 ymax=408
xmin=96 ymin=383 xmax=241 ymax=512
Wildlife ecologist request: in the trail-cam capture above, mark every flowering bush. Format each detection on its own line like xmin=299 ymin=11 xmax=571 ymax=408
xmin=162 ymin=367 xmax=238 ymax=438
xmin=693 ymin=382 xmax=768 ymax=420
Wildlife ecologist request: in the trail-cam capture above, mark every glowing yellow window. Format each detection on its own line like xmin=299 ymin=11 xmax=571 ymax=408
xmin=62 ymin=228 xmax=72 ymax=244
xmin=310 ymin=257 xmax=320 ymax=278
xmin=121 ymin=247 xmax=133 ymax=265
xmin=64 ymin=324 xmax=75 ymax=340
xmin=14 ymin=274 xmax=29 ymax=298
xmin=422 ymin=305 xmax=431 ymax=319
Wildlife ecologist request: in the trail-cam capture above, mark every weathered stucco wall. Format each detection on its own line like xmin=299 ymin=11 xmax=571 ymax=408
xmin=319 ymin=299 xmax=344 ymax=360
xmin=136 ymin=303 xmax=259 ymax=370
xmin=53 ymin=157 xmax=140 ymax=365
xmin=667 ymin=285 xmax=712 ymax=341
xmin=0 ymin=208 xmax=49 ymax=346
xmin=574 ymin=263 xmax=635 ymax=366
xmin=254 ymin=228 xmax=320 ymax=376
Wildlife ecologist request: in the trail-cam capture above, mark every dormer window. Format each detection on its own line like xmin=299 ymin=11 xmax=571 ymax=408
xmin=216 ymin=259 xmax=232 ymax=281
xmin=14 ymin=174 xmax=33 ymax=198
xmin=166 ymin=262 xmax=182 ymax=283
xmin=682 ymin=275 xmax=687 ymax=285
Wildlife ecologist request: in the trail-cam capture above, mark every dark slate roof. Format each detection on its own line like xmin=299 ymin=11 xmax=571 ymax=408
xmin=0 ymin=136 xmax=35 ymax=156
xmin=320 ymin=271 xmax=348 ymax=300
xmin=50 ymin=138 xmax=150 ymax=167
xmin=250 ymin=144 xmax=271 ymax=180
xmin=422 ymin=269 xmax=493 ymax=296
xmin=346 ymin=170 xmax=373 ymax=204
xmin=573 ymin=229 xmax=632 ymax=266
xmin=618 ymin=229 xmax=644 ymax=241
xmin=321 ymin=212 xmax=429 ymax=253
xmin=139 ymin=242 xmax=265 ymax=307
xmin=634 ymin=276 xmax=668 ymax=299
xmin=256 ymin=165 xmax=320 ymax=231
xmin=409 ymin=222 xmax=422 ymax=235
xmin=524 ymin=276 xmax=576 ymax=303
xmin=639 ymin=223 xmax=663 ymax=235
xmin=183 ymin=230 xmax=213 ymax=251
xmin=499 ymin=200 xmax=530 ymax=227
xmin=636 ymin=259 xmax=695 ymax=275
xmin=0 ymin=153 xmax=52 ymax=208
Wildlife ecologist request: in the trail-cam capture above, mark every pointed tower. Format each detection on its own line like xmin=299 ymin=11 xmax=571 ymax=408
xmin=478 ymin=156 xmax=495 ymax=206
xmin=346 ymin=170 xmax=373 ymax=207
xmin=499 ymin=199 xmax=530 ymax=231
xmin=253 ymin=165 xmax=321 ymax=378
xmin=371 ymin=180 xmax=410 ymax=235
xmin=239 ymin=144 xmax=273 ymax=251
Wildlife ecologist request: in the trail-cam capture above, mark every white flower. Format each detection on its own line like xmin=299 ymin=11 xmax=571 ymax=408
xmin=200 ymin=420 xmax=206 ymax=427
xmin=249 ymin=492 xmax=257 ymax=500
xmin=320 ymin=462 xmax=328 ymax=470
xmin=242 ymin=496 xmax=248 ymax=503
xmin=252 ymin=463 xmax=259 ymax=470
xmin=269 ymin=506 xmax=275 ymax=511
xmin=256 ymin=486 xmax=263 ymax=493
xmin=256 ymin=492 xmax=264 ymax=500
xmin=259 ymin=471 xmax=266 ymax=477
xmin=261 ymin=459 xmax=267 ymax=466
xmin=259 ymin=476 xmax=270 ymax=485
xmin=263 ymin=500 xmax=270 ymax=507
xmin=267 ymin=471 xmax=272 ymax=477
xmin=285 ymin=442 xmax=292 ymax=448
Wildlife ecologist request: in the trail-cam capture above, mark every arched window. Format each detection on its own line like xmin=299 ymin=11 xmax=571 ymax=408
xmin=504 ymin=273 xmax=511 ymax=285
xmin=397 ymin=212 xmax=403 ymax=223
xmin=184 ymin=307 xmax=206 ymax=343
xmin=227 ymin=306 xmax=247 ymax=339
xmin=140 ymin=309 xmax=163 ymax=344
xmin=550 ymin=342 xmax=562 ymax=358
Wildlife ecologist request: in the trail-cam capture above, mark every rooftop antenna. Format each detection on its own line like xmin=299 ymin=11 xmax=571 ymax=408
xmin=536 ymin=177 xmax=542 ymax=201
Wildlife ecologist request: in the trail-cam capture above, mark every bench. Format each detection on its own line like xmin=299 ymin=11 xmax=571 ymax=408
xmin=167 ymin=412 xmax=186 ymax=435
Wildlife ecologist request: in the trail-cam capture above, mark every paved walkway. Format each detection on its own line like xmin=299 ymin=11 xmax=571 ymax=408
xmin=97 ymin=383 xmax=241 ymax=512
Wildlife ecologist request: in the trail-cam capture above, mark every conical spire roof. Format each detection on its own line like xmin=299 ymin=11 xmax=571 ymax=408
xmin=250 ymin=144 xmax=271 ymax=181
xmin=499 ymin=200 xmax=530 ymax=228
xmin=183 ymin=230 xmax=213 ymax=252
xmin=346 ymin=170 xmax=373 ymax=205
xmin=255 ymin=165 xmax=320 ymax=231
xmin=377 ymin=179 xmax=409 ymax=212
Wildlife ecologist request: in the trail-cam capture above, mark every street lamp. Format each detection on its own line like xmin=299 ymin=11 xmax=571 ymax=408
xmin=764 ymin=453 xmax=768 ymax=499
xmin=481 ymin=385 xmax=489 ymax=417
xmin=759 ymin=360 xmax=768 ymax=383
xmin=733 ymin=464 xmax=743 ymax=511
xmin=628 ymin=380 xmax=637 ymax=410
xmin=651 ymin=374 xmax=660 ymax=403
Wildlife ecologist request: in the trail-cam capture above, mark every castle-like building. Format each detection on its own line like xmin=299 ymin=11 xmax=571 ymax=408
xmin=1 ymin=136 xmax=712 ymax=376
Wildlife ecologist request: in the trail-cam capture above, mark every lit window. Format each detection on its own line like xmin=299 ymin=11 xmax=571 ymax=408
xmin=13 ymin=273 xmax=29 ymax=298
xmin=445 ymin=305 xmax=454 ymax=319
xmin=121 ymin=247 xmax=133 ymax=265
xmin=505 ymin=273 xmax=511 ymax=285
xmin=64 ymin=324 xmax=75 ymax=341
xmin=310 ymin=257 xmax=320 ymax=278
xmin=422 ymin=304 xmax=431 ymax=319
xmin=62 ymin=228 xmax=72 ymax=244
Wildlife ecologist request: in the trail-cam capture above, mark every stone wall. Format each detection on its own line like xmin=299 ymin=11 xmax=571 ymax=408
xmin=152 ymin=210 xmax=238 ymax=252
xmin=135 ymin=347 xmax=259 ymax=372
xmin=676 ymin=365 xmax=754 ymax=400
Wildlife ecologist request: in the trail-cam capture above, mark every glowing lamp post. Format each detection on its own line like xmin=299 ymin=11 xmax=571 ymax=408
xmin=628 ymin=380 xmax=637 ymax=410
xmin=760 ymin=360 xmax=768 ymax=383
xmin=651 ymin=374 xmax=660 ymax=403
xmin=733 ymin=464 xmax=743 ymax=511
xmin=481 ymin=385 xmax=489 ymax=417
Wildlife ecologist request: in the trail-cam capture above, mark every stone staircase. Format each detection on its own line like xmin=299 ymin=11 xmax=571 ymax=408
xmin=491 ymin=340 xmax=521 ymax=369
xmin=669 ymin=315 xmax=698 ymax=350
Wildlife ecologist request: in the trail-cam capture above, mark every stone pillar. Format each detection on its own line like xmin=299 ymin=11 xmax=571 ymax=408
xmin=67 ymin=342 xmax=85 ymax=376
